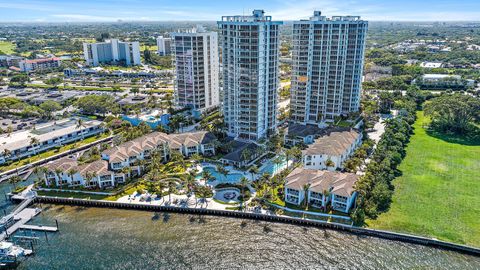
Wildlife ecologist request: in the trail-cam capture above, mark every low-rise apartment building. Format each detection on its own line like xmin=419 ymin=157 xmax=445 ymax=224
xmin=302 ymin=129 xmax=362 ymax=171
xmin=43 ymin=131 xmax=217 ymax=188
xmin=44 ymin=158 xmax=126 ymax=188
xmin=284 ymin=167 xmax=359 ymax=213
xmin=0 ymin=55 xmax=24 ymax=68
xmin=0 ymin=118 xmax=104 ymax=164
xmin=19 ymin=57 xmax=61 ymax=72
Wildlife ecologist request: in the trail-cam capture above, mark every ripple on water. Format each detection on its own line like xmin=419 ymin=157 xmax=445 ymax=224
xmin=13 ymin=205 xmax=480 ymax=270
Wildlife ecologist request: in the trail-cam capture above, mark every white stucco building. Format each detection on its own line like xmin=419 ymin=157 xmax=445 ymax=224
xmin=0 ymin=118 xmax=104 ymax=165
xmin=218 ymin=10 xmax=282 ymax=141
xmin=290 ymin=11 xmax=368 ymax=124
xmin=156 ymin=36 xmax=172 ymax=56
xmin=171 ymin=26 xmax=220 ymax=112
xmin=83 ymin=39 xmax=141 ymax=66
xmin=302 ymin=129 xmax=362 ymax=171
xmin=284 ymin=167 xmax=359 ymax=213
xmin=43 ymin=131 xmax=217 ymax=188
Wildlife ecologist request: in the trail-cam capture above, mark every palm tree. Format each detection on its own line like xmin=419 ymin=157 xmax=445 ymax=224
xmin=202 ymin=170 xmax=214 ymax=184
xmin=190 ymin=153 xmax=202 ymax=164
xmin=322 ymin=189 xmax=331 ymax=211
xmin=54 ymin=168 xmax=63 ymax=186
xmin=302 ymin=183 xmax=311 ymax=210
xmin=67 ymin=168 xmax=77 ymax=186
xmin=184 ymin=174 xmax=197 ymax=203
xmin=76 ymin=118 xmax=86 ymax=139
xmin=166 ymin=179 xmax=177 ymax=204
xmin=240 ymin=148 xmax=252 ymax=166
xmin=2 ymin=149 xmax=11 ymax=160
xmin=239 ymin=176 xmax=249 ymax=211
xmin=216 ymin=165 xmax=229 ymax=182
xmin=325 ymin=158 xmax=335 ymax=169
xmin=6 ymin=126 xmax=13 ymax=137
xmin=248 ymin=165 xmax=259 ymax=181
xmin=29 ymin=137 xmax=40 ymax=155
xmin=9 ymin=175 xmax=22 ymax=189
xmin=155 ymin=181 xmax=166 ymax=202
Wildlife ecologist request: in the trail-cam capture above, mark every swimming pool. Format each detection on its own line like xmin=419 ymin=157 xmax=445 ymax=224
xmin=196 ymin=166 xmax=244 ymax=184
xmin=260 ymin=158 xmax=288 ymax=176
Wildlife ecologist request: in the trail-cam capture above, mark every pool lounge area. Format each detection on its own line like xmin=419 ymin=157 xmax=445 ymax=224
xmin=195 ymin=164 xmax=245 ymax=185
xmin=259 ymin=158 xmax=290 ymax=176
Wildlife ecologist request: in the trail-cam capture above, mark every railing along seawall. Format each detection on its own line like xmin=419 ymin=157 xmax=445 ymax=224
xmin=34 ymin=196 xmax=480 ymax=257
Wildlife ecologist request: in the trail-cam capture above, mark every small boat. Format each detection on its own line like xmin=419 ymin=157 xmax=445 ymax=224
xmin=0 ymin=241 xmax=27 ymax=258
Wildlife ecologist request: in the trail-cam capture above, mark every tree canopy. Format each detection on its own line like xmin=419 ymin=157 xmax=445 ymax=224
xmin=424 ymin=93 xmax=480 ymax=136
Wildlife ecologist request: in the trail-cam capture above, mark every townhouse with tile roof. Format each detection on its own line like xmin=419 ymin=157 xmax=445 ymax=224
xmin=42 ymin=130 xmax=217 ymax=188
xmin=284 ymin=167 xmax=359 ymax=213
xmin=302 ymin=129 xmax=362 ymax=171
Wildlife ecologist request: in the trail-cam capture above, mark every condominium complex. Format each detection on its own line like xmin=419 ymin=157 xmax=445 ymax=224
xmin=43 ymin=131 xmax=216 ymax=188
xmin=290 ymin=11 xmax=368 ymax=124
xmin=83 ymin=39 xmax=141 ymax=66
xmin=19 ymin=57 xmax=61 ymax=72
xmin=156 ymin=36 xmax=172 ymax=56
xmin=218 ymin=10 xmax=282 ymax=141
xmin=171 ymin=26 xmax=220 ymax=112
xmin=0 ymin=118 xmax=104 ymax=164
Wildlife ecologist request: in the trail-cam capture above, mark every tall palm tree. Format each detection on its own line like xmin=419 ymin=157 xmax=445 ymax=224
xmin=67 ymin=168 xmax=78 ymax=186
xmin=216 ymin=165 xmax=229 ymax=182
xmin=2 ymin=149 xmax=11 ymax=161
xmin=302 ymin=183 xmax=311 ymax=210
xmin=248 ymin=165 xmax=259 ymax=181
xmin=9 ymin=175 xmax=22 ymax=189
xmin=54 ymin=168 xmax=63 ymax=186
xmin=202 ymin=170 xmax=214 ymax=184
xmin=76 ymin=118 xmax=86 ymax=139
xmin=29 ymin=137 xmax=40 ymax=155
xmin=166 ymin=179 xmax=177 ymax=204
xmin=239 ymin=176 xmax=249 ymax=211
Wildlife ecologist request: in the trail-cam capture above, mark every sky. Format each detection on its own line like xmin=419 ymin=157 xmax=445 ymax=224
xmin=0 ymin=0 xmax=480 ymax=22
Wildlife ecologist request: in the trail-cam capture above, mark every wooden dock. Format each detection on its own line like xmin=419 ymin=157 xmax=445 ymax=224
xmin=0 ymin=208 xmax=42 ymax=241
xmin=19 ymin=224 xmax=58 ymax=232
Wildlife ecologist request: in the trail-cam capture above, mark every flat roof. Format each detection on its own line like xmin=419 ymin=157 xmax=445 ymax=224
xmin=0 ymin=118 xmax=103 ymax=152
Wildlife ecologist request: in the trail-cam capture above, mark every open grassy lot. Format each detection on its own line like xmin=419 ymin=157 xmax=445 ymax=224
xmin=0 ymin=41 xmax=15 ymax=54
xmin=367 ymin=111 xmax=480 ymax=247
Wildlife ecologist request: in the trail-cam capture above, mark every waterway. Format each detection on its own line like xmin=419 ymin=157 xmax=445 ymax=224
xmin=1 ymin=180 xmax=480 ymax=269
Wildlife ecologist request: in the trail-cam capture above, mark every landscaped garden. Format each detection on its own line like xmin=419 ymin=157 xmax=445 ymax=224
xmin=367 ymin=111 xmax=480 ymax=247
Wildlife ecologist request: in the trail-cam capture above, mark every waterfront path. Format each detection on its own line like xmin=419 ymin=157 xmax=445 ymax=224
xmin=34 ymin=195 xmax=480 ymax=257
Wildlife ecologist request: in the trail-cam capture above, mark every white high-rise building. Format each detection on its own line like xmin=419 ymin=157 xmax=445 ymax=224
xmin=290 ymin=11 xmax=368 ymax=124
xmin=156 ymin=36 xmax=172 ymax=56
xmin=171 ymin=26 xmax=220 ymax=113
xmin=83 ymin=39 xmax=141 ymax=66
xmin=218 ymin=10 xmax=282 ymax=141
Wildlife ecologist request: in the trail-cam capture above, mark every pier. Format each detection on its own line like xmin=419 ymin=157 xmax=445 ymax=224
xmin=1 ymin=186 xmax=59 ymax=242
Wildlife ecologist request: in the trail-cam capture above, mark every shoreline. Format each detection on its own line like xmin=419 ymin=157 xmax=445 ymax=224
xmin=33 ymin=195 xmax=480 ymax=257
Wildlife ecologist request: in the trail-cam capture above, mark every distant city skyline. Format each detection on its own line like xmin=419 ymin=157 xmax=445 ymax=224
xmin=0 ymin=0 xmax=480 ymax=22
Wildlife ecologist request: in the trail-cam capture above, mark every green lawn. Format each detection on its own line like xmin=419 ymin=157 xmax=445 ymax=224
xmin=367 ymin=111 xmax=480 ymax=247
xmin=0 ymin=41 xmax=15 ymax=54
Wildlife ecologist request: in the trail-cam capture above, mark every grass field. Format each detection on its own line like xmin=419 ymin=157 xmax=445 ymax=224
xmin=367 ymin=111 xmax=480 ymax=247
xmin=0 ymin=41 xmax=15 ymax=54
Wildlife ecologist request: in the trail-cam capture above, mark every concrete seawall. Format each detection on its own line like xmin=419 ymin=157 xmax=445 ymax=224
xmin=35 ymin=196 xmax=480 ymax=257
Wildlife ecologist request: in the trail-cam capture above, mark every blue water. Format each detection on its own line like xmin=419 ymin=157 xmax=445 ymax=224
xmin=260 ymin=159 xmax=287 ymax=175
xmin=197 ymin=167 xmax=244 ymax=184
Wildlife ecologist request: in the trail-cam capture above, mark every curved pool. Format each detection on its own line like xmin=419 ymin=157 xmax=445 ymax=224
xmin=197 ymin=166 xmax=244 ymax=184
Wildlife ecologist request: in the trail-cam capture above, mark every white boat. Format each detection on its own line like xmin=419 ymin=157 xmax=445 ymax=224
xmin=0 ymin=241 xmax=26 ymax=258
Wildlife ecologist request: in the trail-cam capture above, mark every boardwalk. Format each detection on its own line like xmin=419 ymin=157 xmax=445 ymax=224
xmin=0 ymin=208 xmax=41 ymax=241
